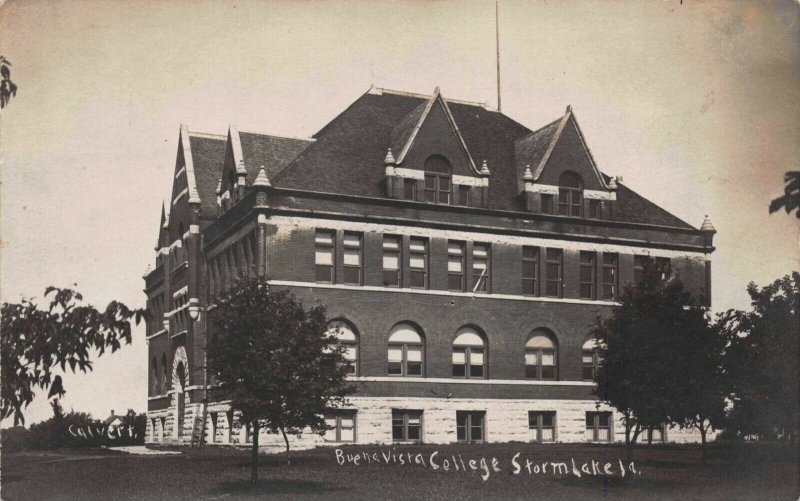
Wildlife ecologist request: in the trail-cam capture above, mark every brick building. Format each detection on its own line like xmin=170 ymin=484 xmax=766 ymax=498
xmin=143 ymin=87 xmax=716 ymax=447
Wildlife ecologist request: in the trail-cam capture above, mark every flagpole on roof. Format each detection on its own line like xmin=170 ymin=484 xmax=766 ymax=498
xmin=496 ymin=1 xmax=502 ymax=112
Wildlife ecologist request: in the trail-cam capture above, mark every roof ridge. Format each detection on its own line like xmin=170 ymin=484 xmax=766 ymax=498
xmin=237 ymin=129 xmax=315 ymax=143
xmin=514 ymin=115 xmax=563 ymax=143
xmin=369 ymin=86 xmax=488 ymax=108
xmin=187 ymin=131 xmax=226 ymax=140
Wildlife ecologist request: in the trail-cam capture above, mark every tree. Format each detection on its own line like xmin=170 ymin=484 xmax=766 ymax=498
xmin=769 ymin=171 xmax=800 ymax=219
xmin=594 ymin=261 xmax=725 ymax=461
xmin=0 ymin=56 xmax=18 ymax=109
xmin=207 ymin=279 xmax=353 ymax=483
xmin=721 ymin=273 xmax=800 ymax=443
xmin=1 ymin=287 xmax=145 ymax=426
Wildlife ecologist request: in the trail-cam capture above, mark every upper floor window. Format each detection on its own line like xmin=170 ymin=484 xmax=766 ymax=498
xmin=525 ymin=330 xmax=557 ymax=380
xmin=315 ymin=230 xmax=335 ymax=283
xmin=423 ymin=155 xmax=452 ymax=204
xmin=522 ymin=246 xmax=539 ymax=296
xmin=472 ymin=243 xmax=490 ymax=293
xmin=579 ymin=251 xmax=597 ymax=299
xmin=582 ymin=338 xmax=602 ymax=381
xmin=447 ymin=241 xmax=466 ymax=291
xmin=458 ymin=185 xmax=471 ymax=206
xmin=409 ymin=237 xmax=428 ymax=289
xmin=545 ymin=249 xmax=563 ymax=298
xmin=558 ymin=171 xmax=583 ymax=217
xmin=602 ymin=253 xmax=618 ymax=300
xmin=541 ymin=194 xmax=555 ymax=215
xmin=327 ymin=320 xmax=359 ymax=376
xmin=403 ymin=179 xmax=416 ymax=201
xmin=588 ymin=199 xmax=601 ymax=219
xmin=452 ymin=327 xmax=486 ymax=379
xmin=382 ymin=235 xmax=402 ymax=287
xmin=387 ymin=323 xmax=424 ymax=377
xmin=342 ymin=233 xmax=362 ymax=285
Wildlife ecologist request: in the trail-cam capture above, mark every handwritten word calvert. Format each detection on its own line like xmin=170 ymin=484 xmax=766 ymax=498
xmin=334 ymin=448 xmax=640 ymax=482
xmin=68 ymin=424 xmax=139 ymax=440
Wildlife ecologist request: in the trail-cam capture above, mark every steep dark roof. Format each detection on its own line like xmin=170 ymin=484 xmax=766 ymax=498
xmin=268 ymin=89 xmax=696 ymax=229
xmin=239 ymin=132 xmax=313 ymax=184
xmin=188 ymin=134 xmax=227 ymax=218
xmin=514 ymin=117 xmax=562 ymax=191
xmin=614 ymin=183 xmax=693 ymax=228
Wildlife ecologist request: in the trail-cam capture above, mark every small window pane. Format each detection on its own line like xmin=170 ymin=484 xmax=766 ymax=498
xmin=315 ymin=250 xmax=333 ymax=266
xmin=410 ymin=256 xmax=425 ymax=268
xmin=388 ymin=347 xmax=403 ymax=362
xmin=407 ymin=346 xmax=422 ymax=362
xmin=452 ymin=350 xmax=466 ymax=364
xmin=383 ymin=255 xmax=399 ymax=269
xmin=344 ymin=249 xmax=360 ymax=266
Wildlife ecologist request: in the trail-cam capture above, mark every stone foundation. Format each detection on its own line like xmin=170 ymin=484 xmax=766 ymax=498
xmin=146 ymin=396 xmax=715 ymax=449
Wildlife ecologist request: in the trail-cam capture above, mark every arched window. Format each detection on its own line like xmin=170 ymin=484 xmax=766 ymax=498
xmin=582 ymin=338 xmax=603 ymax=381
xmin=327 ymin=320 xmax=359 ymax=376
xmin=160 ymin=353 xmax=168 ymax=394
xmin=388 ymin=323 xmax=424 ymax=376
xmin=424 ymin=155 xmax=452 ymax=204
xmin=176 ymin=361 xmax=186 ymax=392
xmin=452 ymin=327 xmax=486 ymax=379
xmin=151 ymin=357 xmax=158 ymax=395
xmin=525 ymin=330 xmax=557 ymax=380
xmin=558 ymin=171 xmax=583 ymax=217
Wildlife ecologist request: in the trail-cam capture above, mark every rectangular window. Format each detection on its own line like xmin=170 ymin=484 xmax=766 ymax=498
xmin=545 ymin=249 xmax=563 ymax=298
xmin=425 ymin=174 xmax=451 ymax=204
xmin=409 ymin=238 xmax=428 ymax=289
xmin=387 ymin=345 xmax=403 ymax=376
xmin=586 ymin=412 xmax=612 ymax=442
xmin=655 ymin=257 xmax=671 ymax=283
xmin=582 ymin=349 xmax=601 ymax=380
xmin=315 ymin=230 xmax=335 ymax=283
xmin=529 ymin=411 xmax=556 ymax=442
xmin=580 ymin=251 xmax=597 ymax=299
xmin=382 ymin=235 xmax=402 ymax=287
xmin=392 ymin=410 xmax=423 ymax=443
xmin=324 ymin=410 xmax=356 ymax=443
xmin=403 ymin=179 xmax=416 ymax=201
xmin=448 ymin=241 xmax=465 ymax=291
xmin=472 ymin=243 xmax=490 ymax=293
xmin=522 ymin=246 xmax=539 ymax=296
xmin=459 ymin=185 xmax=471 ymax=206
xmin=541 ymin=194 xmax=554 ymax=215
xmin=588 ymin=199 xmax=601 ymax=219
xmin=633 ymin=255 xmax=648 ymax=284
xmin=342 ymin=232 xmax=362 ymax=285
xmin=452 ymin=348 xmax=466 ymax=377
xmin=456 ymin=411 xmax=485 ymax=443
xmin=602 ymin=253 xmax=618 ymax=300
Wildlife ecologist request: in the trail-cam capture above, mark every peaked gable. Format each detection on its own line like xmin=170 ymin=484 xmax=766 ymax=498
xmin=393 ymin=89 xmax=478 ymax=177
xmin=519 ymin=109 xmax=609 ymax=191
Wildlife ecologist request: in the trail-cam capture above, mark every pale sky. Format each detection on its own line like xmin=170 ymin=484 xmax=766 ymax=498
xmin=1 ymin=0 xmax=798 ymax=425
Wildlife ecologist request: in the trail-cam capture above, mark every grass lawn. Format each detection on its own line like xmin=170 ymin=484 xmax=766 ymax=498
xmin=2 ymin=442 xmax=798 ymax=500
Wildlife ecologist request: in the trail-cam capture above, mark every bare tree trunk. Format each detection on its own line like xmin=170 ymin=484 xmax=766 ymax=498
xmin=699 ymin=424 xmax=707 ymax=465
xmin=251 ymin=422 xmax=260 ymax=483
xmin=280 ymin=428 xmax=291 ymax=465
xmin=627 ymin=424 xmax=641 ymax=462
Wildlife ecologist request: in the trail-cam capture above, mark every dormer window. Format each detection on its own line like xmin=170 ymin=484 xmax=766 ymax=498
xmin=558 ymin=171 xmax=583 ymax=217
xmin=423 ymin=155 xmax=452 ymax=204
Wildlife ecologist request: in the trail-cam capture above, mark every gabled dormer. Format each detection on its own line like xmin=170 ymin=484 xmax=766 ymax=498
xmin=515 ymin=106 xmax=617 ymax=219
xmin=217 ymin=126 xmax=246 ymax=214
xmin=384 ymin=87 xmax=490 ymax=208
